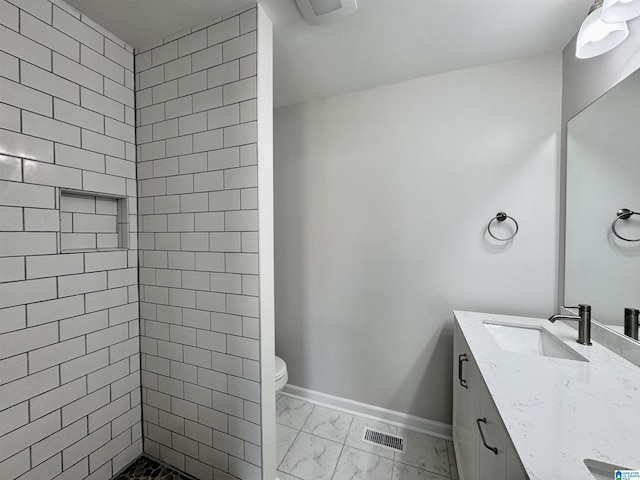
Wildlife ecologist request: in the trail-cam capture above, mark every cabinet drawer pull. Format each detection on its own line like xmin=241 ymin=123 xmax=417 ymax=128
xmin=476 ymin=417 xmax=498 ymax=455
xmin=458 ymin=353 xmax=468 ymax=388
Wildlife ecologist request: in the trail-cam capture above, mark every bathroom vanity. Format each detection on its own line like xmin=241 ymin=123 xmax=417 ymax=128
xmin=453 ymin=311 xmax=640 ymax=480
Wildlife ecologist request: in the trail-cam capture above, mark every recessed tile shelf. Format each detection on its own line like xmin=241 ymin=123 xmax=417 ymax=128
xmin=59 ymin=189 xmax=129 ymax=252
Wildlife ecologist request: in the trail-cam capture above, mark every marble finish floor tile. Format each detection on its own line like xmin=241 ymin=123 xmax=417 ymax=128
xmin=332 ymin=446 xmax=393 ymax=480
xmin=446 ymin=441 xmax=455 ymax=465
xmin=277 ymin=423 xmax=300 ymax=467
xmin=280 ymin=431 xmax=343 ymax=480
xmin=345 ymin=415 xmax=398 ymax=460
xmin=392 ymin=463 xmax=449 ymax=480
xmin=446 ymin=441 xmax=459 ymax=480
xmin=302 ymin=405 xmax=354 ymax=443
xmin=277 ymin=395 xmax=315 ymax=429
xmin=394 ymin=429 xmax=450 ymax=477
xmin=275 ymin=394 xmax=458 ymax=480
xmin=276 ymin=472 xmax=303 ymax=480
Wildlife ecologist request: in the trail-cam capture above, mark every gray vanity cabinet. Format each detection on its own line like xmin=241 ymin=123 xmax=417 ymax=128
xmin=505 ymin=439 xmax=528 ymax=480
xmin=453 ymin=324 xmax=481 ymax=477
xmin=477 ymin=384 xmax=507 ymax=479
xmin=453 ymin=321 xmax=528 ymax=480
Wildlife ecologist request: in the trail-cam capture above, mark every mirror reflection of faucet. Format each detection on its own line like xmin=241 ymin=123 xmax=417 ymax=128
xmin=548 ymin=304 xmax=592 ymax=345
xmin=624 ymin=308 xmax=639 ymax=340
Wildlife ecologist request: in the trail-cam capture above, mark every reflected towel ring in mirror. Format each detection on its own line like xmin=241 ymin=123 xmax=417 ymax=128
xmin=487 ymin=212 xmax=519 ymax=241
xmin=611 ymin=208 xmax=640 ymax=242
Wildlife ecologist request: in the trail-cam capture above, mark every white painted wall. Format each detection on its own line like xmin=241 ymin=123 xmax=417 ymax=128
xmin=273 ymin=53 xmax=562 ymax=424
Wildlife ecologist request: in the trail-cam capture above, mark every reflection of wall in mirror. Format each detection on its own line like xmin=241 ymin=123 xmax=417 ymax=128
xmin=565 ymin=71 xmax=640 ymax=326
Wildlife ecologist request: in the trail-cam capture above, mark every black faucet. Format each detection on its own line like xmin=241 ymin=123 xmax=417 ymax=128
xmin=548 ymin=304 xmax=592 ymax=345
xmin=624 ymin=308 xmax=639 ymax=340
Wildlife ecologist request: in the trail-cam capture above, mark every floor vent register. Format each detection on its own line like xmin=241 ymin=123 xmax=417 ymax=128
xmin=361 ymin=427 xmax=406 ymax=454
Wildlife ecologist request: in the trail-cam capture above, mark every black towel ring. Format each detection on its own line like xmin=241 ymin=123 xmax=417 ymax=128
xmin=487 ymin=212 xmax=518 ymax=241
xmin=611 ymin=208 xmax=640 ymax=242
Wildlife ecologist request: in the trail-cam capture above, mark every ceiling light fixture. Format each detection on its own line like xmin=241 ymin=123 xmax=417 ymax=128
xmin=601 ymin=0 xmax=640 ymax=22
xmin=575 ymin=0 xmax=629 ymax=59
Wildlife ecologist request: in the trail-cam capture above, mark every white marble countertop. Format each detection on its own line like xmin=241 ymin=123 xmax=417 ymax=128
xmin=454 ymin=310 xmax=640 ymax=480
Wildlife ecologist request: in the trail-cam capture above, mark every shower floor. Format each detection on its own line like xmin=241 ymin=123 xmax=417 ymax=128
xmin=113 ymin=456 xmax=188 ymax=480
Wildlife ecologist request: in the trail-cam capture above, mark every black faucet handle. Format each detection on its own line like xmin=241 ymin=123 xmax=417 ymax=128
xmin=563 ymin=305 xmax=591 ymax=314
xmin=624 ymin=308 xmax=639 ymax=340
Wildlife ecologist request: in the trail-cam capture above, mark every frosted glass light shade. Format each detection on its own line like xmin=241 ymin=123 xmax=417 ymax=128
xmin=601 ymin=0 xmax=640 ymax=22
xmin=576 ymin=6 xmax=629 ymax=58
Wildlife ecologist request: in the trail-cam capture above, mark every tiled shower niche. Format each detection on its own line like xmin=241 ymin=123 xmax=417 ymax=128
xmin=60 ymin=190 xmax=129 ymax=252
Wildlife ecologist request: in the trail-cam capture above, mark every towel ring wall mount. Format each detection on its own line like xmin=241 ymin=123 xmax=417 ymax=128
xmin=611 ymin=208 xmax=640 ymax=242
xmin=487 ymin=212 xmax=519 ymax=241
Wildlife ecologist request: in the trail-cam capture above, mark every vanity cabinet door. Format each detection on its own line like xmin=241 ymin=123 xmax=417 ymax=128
xmin=453 ymin=322 xmax=481 ymax=479
xmin=453 ymin=321 xmax=529 ymax=480
xmin=477 ymin=380 xmax=507 ymax=480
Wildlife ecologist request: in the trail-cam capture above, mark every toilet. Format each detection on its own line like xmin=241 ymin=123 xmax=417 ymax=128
xmin=274 ymin=356 xmax=288 ymax=480
xmin=275 ymin=356 xmax=288 ymax=393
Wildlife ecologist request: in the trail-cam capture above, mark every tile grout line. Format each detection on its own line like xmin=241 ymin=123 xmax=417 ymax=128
xmin=328 ymin=413 xmax=355 ymax=480
xmin=276 ymin=425 xmax=302 ymax=476
xmin=275 ymin=396 xmax=315 ymax=475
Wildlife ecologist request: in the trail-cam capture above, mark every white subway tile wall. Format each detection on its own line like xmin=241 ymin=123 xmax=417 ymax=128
xmin=0 ymin=1 xmax=141 ymax=479
xmin=136 ymin=7 xmax=262 ymax=480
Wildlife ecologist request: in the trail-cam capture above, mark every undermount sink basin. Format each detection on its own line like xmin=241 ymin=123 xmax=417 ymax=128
xmin=483 ymin=322 xmax=588 ymax=362
xmin=584 ymin=459 xmax=633 ymax=479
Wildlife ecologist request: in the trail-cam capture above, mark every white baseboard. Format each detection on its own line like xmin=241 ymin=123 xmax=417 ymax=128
xmin=281 ymin=384 xmax=452 ymax=441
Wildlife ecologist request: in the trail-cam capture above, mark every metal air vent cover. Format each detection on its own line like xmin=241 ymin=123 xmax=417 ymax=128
xmin=295 ymin=0 xmax=358 ymax=25
xmin=361 ymin=427 xmax=406 ymax=453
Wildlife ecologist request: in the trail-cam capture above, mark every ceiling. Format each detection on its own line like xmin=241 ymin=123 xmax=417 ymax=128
xmin=64 ymin=0 xmax=593 ymax=108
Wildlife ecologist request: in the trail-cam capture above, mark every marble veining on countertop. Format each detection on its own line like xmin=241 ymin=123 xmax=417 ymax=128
xmin=454 ymin=310 xmax=640 ymax=480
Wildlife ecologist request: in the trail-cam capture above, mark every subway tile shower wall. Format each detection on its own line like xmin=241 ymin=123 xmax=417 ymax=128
xmin=0 ymin=0 xmax=141 ymax=479
xmin=135 ymin=7 xmax=262 ymax=480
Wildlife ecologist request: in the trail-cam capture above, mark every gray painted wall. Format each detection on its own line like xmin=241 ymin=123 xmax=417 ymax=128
xmin=273 ymin=53 xmax=562 ymax=425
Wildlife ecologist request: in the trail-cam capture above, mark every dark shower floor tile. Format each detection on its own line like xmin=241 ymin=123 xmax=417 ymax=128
xmin=113 ymin=456 xmax=189 ymax=480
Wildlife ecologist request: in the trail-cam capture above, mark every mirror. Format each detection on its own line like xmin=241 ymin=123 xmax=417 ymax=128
xmin=564 ymin=68 xmax=640 ymax=338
